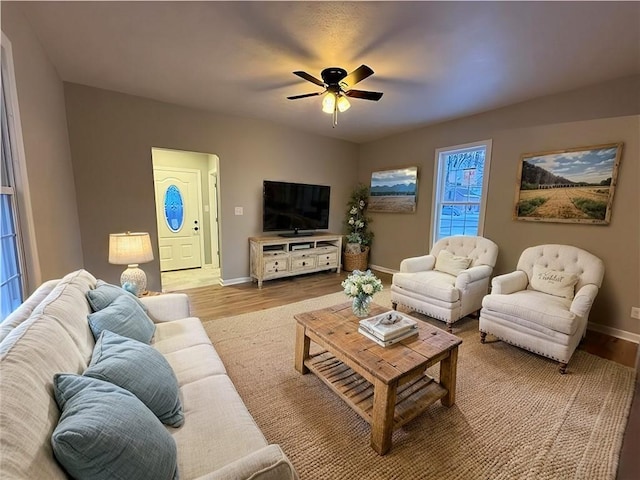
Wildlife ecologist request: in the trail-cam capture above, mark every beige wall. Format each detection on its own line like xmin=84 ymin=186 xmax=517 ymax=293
xmin=1 ymin=3 xmax=83 ymax=291
xmin=359 ymin=76 xmax=640 ymax=335
xmin=63 ymin=84 xmax=358 ymax=290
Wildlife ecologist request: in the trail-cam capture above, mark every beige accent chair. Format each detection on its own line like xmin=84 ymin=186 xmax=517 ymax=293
xmin=479 ymin=244 xmax=605 ymax=374
xmin=391 ymin=235 xmax=499 ymax=332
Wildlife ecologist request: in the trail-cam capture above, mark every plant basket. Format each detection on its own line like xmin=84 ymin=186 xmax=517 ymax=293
xmin=343 ymin=246 xmax=369 ymax=272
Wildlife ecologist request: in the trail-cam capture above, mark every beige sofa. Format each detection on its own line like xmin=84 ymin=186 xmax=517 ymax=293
xmin=0 ymin=269 xmax=298 ymax=479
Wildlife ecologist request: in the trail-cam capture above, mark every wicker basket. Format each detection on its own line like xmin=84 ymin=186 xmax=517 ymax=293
xmin=343 ymin=246 xmax=370 ymax=272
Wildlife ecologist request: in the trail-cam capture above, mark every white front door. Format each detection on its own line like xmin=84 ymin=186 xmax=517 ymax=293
xmin=154 ymin=167 xmax=203 ymax=271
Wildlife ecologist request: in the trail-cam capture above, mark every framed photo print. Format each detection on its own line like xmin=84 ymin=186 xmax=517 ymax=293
xmin=369 ymin=166 xmax=418 ymax=213
xmin=513 ymin=143 xmax=623 ymax=224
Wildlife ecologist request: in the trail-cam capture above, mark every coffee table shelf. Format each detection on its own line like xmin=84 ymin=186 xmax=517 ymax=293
xmin=305 ymin=351 xmax=448 ymax=429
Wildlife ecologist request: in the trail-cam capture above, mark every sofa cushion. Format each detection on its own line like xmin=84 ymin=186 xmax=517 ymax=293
xmin=86 ymin=279 xmax=147 ymax=312
xmin=52 ymin=374 xmax=178 ymax=480
xmin=434 ymin=249 xmax=472 ymax=276
xmin=392 ymin=271 xmax=460 ymax=303
xmin=84 ymin=331 xmax=184 ymax=427
xmin=170 ymin=375 xmax=269 ymax=479
xmin=88 ymin=294 xmax=155 ymax=343
xmin=530 ymin=264 xmax=579 ymax=300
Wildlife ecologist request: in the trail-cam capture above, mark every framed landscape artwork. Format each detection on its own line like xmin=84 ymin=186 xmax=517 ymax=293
xmin=369 ymin=166 xmax=418 ymax=213
xmin=513 ymin=143 xmax=623 ymax=224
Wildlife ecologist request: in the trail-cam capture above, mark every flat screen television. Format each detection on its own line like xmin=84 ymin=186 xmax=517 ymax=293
xmin=263 ymin=180 xmax=330 ymax=236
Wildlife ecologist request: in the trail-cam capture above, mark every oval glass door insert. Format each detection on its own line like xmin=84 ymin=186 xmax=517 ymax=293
xmin=164 ymin=184 xmax=184 ymax=232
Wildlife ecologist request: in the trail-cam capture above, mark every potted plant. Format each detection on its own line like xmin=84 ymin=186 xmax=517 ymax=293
xmin=343 ymin=184 xmax=373 ymax=271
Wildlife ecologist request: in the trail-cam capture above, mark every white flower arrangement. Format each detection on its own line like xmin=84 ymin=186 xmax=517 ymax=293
xmin=341 ymin=269 xmax=383 ymax=300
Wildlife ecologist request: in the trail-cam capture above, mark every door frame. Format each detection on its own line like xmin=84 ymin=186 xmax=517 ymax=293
xmin=153 ymin=165 xmax=206 ymax=271
xmin=208 ymin=168 xmax=221 ymax=269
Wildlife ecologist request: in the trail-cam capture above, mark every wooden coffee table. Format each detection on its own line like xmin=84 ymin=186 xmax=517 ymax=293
xmin=294 ymin=302 xmax=462 ymax=455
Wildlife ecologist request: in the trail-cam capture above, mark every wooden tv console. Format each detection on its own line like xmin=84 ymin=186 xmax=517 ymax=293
xmin=249 ymin=233 xmax=342 ymax=288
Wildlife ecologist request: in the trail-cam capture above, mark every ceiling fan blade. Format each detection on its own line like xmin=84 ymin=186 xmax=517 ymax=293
xmin=341 ymin=65 xmax=374 ymax=88
xmin=287 ymin=92 xmax=324 ymax=100
xmin=345 ymin=89 xmax=383 ymax=101
xmin=293 ymin=71 xmax=325 ymax=87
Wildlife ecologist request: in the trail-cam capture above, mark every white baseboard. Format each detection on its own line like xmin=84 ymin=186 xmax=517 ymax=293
xmin=220 ymin=276 xmax=252 ymax=286
xmin=588 ymin=322 xmax=640 ymax=344
xmin=371 ymin=263 xmax=639 ymax=344
xmin=369 ymin=264 xmax=397 ymax=275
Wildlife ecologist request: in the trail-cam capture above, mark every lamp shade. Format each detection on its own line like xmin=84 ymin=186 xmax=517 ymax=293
xmin=108 ymin=232 xmax=154 ymax=266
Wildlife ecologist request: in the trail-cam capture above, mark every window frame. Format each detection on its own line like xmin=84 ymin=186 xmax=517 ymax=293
xmin=1 ymin=32 xmax=41 ymax=300
xmin=431 ymin=139 xmax=492 ymax=247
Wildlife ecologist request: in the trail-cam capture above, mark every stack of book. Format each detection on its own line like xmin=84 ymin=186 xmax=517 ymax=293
xmin=358 ymin=311 xmax=419 ymax=347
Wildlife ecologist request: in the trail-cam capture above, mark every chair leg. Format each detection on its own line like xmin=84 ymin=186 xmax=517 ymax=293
xmin=391 ymin=302 xmax=397 ymax=310
xmin=446 ymin=322 xmax=453 ymax=334
xmin=558 ymin=363 xmax=568 ymax=374
xmin=480 ymin=331 xmax=487 ymax=344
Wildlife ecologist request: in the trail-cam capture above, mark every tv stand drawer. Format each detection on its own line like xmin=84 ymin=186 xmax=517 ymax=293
xmin=317 ymin=252 xmax=338 ymax=267
xmin=291 ymin=256 xmax=317 ymax=270
xmin=264 ymin=258 xmax=288 ymax=274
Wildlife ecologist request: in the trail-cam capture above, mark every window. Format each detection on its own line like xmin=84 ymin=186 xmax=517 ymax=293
xmin=432 ymin=140 xmax=492 ymax=245
xmin=1 ymin=36 xmax=29 ymax=321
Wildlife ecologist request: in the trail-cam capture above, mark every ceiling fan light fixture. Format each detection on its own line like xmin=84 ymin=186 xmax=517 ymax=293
xmin=322 ymin=92 xmax=336 ymax=113
xmin=337 ymin=95 xmax=350 ymax=112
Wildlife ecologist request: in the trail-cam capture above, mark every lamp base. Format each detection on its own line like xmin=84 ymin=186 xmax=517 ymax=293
xmin=120 ymin=264 xmax=147 ymax=297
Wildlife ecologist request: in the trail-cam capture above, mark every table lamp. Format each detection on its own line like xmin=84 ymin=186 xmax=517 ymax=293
xmin=108 ymin=232 xmax=154 ymax=297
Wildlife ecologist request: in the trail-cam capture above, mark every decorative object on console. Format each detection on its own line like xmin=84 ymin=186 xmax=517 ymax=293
xmin=108 ymin=232 xmax=154 ymax=297
xmin=286 ymin=65 xmax=383 ymax=128
xmin=369 ymin=166 xmax=418 ymax=213
xmin=514 ymin=142 xmax=623 ymax=224
xmin=341 ymin=269 xmax=383 ymax=317
xmin=343 ymin=184 xmax=373 ymax=271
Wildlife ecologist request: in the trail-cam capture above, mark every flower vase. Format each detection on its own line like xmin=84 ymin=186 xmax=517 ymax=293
xmin=352 ymin=295 xmax=372 ymax=318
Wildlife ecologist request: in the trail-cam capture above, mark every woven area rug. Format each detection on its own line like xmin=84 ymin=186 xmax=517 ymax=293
xmin=202 ymin=291 xmax=636 ymax=480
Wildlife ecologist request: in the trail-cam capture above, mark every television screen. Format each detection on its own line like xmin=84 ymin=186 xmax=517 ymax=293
xmin=263 ymin=180 xmax=330 ymax=234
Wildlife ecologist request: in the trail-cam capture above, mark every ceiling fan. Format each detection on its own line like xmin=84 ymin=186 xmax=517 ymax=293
xmin=287 ymin=65 xmax=383 ymax=127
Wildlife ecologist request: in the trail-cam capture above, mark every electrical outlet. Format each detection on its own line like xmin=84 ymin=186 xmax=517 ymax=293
xmin=631 ymin=307 xmax=640 ymax=319
xmin=234 ymin=207 xmax=243 ymax=216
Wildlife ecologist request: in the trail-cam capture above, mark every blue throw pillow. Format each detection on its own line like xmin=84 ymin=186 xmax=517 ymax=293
xmin=86 ymin=279 xmax=148 ymax=312
xmin=52 ymin=374 xmax=178 ymax=480
xmin=85 ymin=330 xmax=184 ymax=427
xmin=87 ymin=294 xmax=155 ymax=343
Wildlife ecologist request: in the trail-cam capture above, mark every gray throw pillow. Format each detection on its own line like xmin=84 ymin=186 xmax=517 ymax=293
xmin=85 ymin=330 xmax=184 ymax=427
xmin=52 ymin=374 xmax=178 ymax=480
xmin=86 ymin=279 xmax=148 ymax=312
xmin=87 ymin=294 xmax=155 ymax=343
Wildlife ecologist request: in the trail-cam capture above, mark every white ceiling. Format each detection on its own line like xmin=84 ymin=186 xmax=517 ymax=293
xmin=15 ymin=1 xmax=640 ymax=143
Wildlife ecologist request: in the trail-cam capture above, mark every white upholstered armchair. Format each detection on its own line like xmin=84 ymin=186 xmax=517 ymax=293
xmin=479 ymin=244 xmax=605 ymax=374
xmin=391 ymin=236 xmax=499 ymax=332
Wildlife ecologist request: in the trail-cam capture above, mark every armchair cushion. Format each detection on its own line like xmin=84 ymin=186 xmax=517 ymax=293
xmin=530 ymin=264 xmax=579 ymax=300
xmin=434 ymin=250 xmax=472 ymax=276
xmin=392 ymin=271 xmax=459 ymax=303
xmin=482 ymin=290 xmax=577 ymax=335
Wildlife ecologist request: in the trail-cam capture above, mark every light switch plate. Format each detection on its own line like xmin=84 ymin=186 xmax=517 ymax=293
xmin=631 ymin=307 xmax=640 ymax=319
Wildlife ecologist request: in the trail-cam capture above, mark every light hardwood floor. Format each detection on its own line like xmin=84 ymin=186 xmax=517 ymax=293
xmin=178 ymin=270 xmax=638 ymax=368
